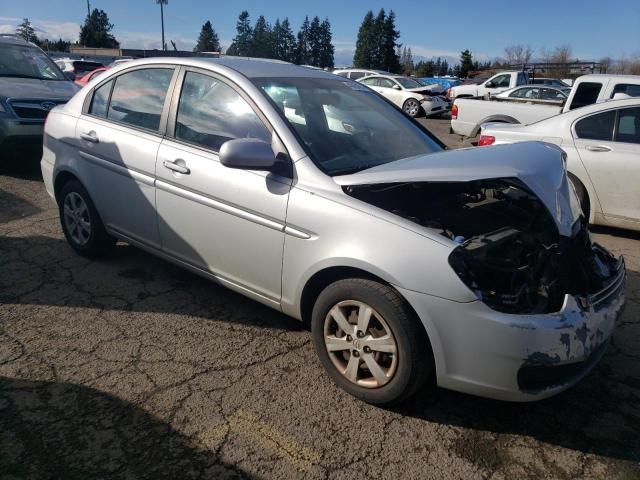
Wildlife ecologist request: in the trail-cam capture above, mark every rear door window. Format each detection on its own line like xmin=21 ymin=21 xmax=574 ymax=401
xmin=569 ymin=82 xmax=602 ymax=110
xmin=108 ymin=68 xmax=174 ymax=131
xmin=575 ymin=110 xmax=615 ymax=141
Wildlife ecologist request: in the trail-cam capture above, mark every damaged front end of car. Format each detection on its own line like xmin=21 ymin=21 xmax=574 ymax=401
xmin=344 ymin=177 xmax=623 ymax=315
xmin=337 ymin=143 xmax=624 ymax=316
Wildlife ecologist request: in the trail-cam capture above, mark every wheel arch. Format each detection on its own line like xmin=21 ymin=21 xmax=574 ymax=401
xmin=471 ymin=115 xmax=520 ymax=137
xmin=53 ymin=168 xmax=83 ymax=203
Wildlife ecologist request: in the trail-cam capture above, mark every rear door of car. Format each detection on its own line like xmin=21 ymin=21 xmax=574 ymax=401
xmin=76 ymin=65 xmax=178 ymax=248
xmin=573 ymin=106 xmax=640 ymax=224
xmin=155 ymin=67 xmax=292 ymax=304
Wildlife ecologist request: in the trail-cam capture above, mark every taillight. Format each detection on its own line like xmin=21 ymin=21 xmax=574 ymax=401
xmin=451 ymin=104 xmax=458 ymax=119
xmin=478 ymin=135 xmax=496 ymax=146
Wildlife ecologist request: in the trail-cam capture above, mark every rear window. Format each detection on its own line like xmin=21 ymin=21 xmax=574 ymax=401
xmin=349 ymin=72 xmax=366 ymax=80
xmin=569 ymin=82 xmax=602 ymax=110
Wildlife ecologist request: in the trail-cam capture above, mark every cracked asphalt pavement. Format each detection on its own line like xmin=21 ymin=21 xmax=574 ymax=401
xmin=1 ymin=118 xmax=639 ymax=479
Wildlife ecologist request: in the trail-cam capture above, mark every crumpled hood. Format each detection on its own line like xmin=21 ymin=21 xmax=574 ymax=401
xmin=0 ymin=77 xmax=78 ymax=100
xmin=334 ymin=141 xmax=583 ymax=237
xmin=408 ymin=84 xmax=445 ymax=94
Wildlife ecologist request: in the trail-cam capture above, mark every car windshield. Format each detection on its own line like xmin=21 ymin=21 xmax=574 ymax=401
xmin=0 ymin=44 xmax=66 ymax=80
xmin=254 ymin=77 xmax=442 ymax=176
xmin=395 ymin=77 xmax=422 ymax=89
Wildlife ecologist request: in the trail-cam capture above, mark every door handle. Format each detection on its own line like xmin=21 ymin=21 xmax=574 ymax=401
xmin=586 ymin=145 xmax=612 ymax=152
xmin=163 ymin=159 xmax=190 ymax=175
xmin=80 ymin=131 xmax=99 ymax=143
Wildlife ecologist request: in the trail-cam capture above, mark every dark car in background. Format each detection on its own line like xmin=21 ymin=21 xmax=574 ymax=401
xmin=0 ymin=34 xmax=78 ymax=159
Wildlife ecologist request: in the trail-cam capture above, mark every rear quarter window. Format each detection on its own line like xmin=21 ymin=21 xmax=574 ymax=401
xmin=569 ymin=82 xmax=602 ymax=110
xmin=575 ymin=110 xmax=615 ymax=141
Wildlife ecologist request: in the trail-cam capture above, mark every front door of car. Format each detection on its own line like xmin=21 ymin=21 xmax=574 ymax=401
xmin=573 ymin=106 xmax=640 ymax=224
xmin=155 ymin=69 xmax=292 ymax=303
xmin=75 ymin=66 xmax=176 ymax=248
xmin=377 ymin=78 xmax=404 ymax=107
xmin=483 ymin=74 xmax=512 ymax=97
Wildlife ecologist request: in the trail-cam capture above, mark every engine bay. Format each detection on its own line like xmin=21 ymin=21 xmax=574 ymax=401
xmin=344 ymin=179 xmax=619 ymax=314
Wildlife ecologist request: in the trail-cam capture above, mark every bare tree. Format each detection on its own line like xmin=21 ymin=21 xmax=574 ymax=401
xmin=504 ymin=44 xmax=534 ymax=65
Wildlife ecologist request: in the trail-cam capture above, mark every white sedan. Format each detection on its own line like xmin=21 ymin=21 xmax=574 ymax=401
xmin=358 ymin=75 xmax=449 ymax=117
xmin=481 ymin=98 xmax=640 ymax=232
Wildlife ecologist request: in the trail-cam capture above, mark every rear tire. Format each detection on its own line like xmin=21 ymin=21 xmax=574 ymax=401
xmin=59 ymin=180 xmax=116 ymax=258
xmin=311 ymin=278 xmax=434 ymax=405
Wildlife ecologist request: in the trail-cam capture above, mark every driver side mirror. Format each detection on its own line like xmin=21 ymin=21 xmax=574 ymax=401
xmin=219 ymin=138 xmax=277 ymax=171
xmin=485 ymin=81 xmax=495 ymax=88
xmin=392 ymin=84 xmax=401 ymax=90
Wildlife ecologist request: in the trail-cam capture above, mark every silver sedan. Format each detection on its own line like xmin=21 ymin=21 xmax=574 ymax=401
xmin=41 ymin=58 xmax=625 ymax=404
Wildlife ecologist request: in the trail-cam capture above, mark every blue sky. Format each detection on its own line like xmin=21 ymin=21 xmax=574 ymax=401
xmin=0 ymin=0 xmax=638 ymax=65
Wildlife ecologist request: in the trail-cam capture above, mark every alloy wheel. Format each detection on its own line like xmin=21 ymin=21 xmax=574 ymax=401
xmin=323 ymin=300 xmax=398 ymax=388
xmin=403 ymin=99 xmax=420 ymax=117
xmin=63 ymin=192 xmax=91 ymax=246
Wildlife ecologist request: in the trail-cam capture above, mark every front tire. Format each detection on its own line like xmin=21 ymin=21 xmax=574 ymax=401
xmin=402 ymin=98 xmax=422 ymax=118
xmin=311 ymin=278 xmax=434 ymax=405
xmin=59 ymin=180 xmax=116 ymax=258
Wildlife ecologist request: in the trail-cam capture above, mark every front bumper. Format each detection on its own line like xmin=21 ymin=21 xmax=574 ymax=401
xmin=397 ymin=256 xmax=625 ymax=402
xmin=0 ymin=118 xmax=44 ymax=154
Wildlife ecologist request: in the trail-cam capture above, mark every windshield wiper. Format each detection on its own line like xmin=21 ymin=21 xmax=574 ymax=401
xmin=330 ymin=164 xmax=382 ymax=176
xmin=0 ymin=73 xmax=50 ymax=80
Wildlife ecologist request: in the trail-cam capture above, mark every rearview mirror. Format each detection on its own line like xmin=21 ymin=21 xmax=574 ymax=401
xmin=219 ymin=138 xmax=277 ymax=171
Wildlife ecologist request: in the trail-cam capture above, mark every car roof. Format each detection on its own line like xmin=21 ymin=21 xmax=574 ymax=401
xmin=117 ymin=56 xmax=338 ymax=80
xmin=0 ymin=34 xmax=37 ymax=47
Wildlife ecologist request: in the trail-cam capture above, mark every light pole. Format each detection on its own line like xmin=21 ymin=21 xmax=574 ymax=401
xmin=156 ymin=0 xmax=168 ymax=51
xmin=86 ymin=0 xmax=90 ymax=16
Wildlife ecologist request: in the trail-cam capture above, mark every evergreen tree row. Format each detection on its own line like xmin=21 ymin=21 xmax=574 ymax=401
xmin=352 ymin=9 xmax=401 ymax=73
xmin=223 ymin=12 xmax=334 ymax=68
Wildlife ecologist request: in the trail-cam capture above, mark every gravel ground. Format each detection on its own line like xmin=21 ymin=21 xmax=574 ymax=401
xmin=1 ymin=119 xmax=639 ymax=479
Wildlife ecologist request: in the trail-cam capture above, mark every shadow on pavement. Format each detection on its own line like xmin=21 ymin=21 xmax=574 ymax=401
xmin=0 ymin=188 xmax=43 ymax=224
xmin=0 ymin=234 xmax=304 ymax=333
xmin=0 ymin=376 xmax=251 ymax=479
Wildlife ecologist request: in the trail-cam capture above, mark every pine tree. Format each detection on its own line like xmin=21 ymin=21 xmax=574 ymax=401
xmin=371 ymin=9 xmax=386 ymax=67
xmin=296 ymin=16 xmax=312 ymax=65
xmin=227 ymin=11 xmax=252 ymax=56
xmin=459 ymin=49 xmax=474 ymax=78
xmin=308 ymin=16 xmax=322 ymax=66
xmin=380 ymin=10 xmax=401 ymax=73
xmin=318 ymin=18 xmax=334 ymax=69
xmin=16 ymin=18 xmax=38 ymax=43
xmin=353 ymin=11 xmax=375 ymax=68
xmin=194 ymin=20 xmax=220 ymax=52
xmin=252 ymin=15 xmax=273 ymax=58
xmin=80 ymin=9 xmax=119 ymax=48
xmin=280 ymin=18 xmax=297 ymax=63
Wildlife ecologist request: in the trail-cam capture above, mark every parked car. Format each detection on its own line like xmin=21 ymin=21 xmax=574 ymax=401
xmin=358 ymin=74 xmax=449 ymax=117
xmin=75 ymin=67 xmax=108 ymax=87
xmin=492 ymin=85 xmax=572 ymax=104
xmin=0 ymin=34 xmax=79 ymax=157
xmin=447 ymin=71 xmax=529 ymax=99
xmin=419 ymin=77 xmax=461 ymax=91
xmin=451 ymin=74 xmax=640 ymax=137
xmin=42 ymin=57 xmax=625 ymax=405
xmin=54 ymin=58 xmax=104 ymax=80
xmin=481 ymin=98 xmax=640 ymax=232
xmin=529 ymin=77 xmax=569 ymax=87
xmin=332 ymin=68 xmax=392 ymax=80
